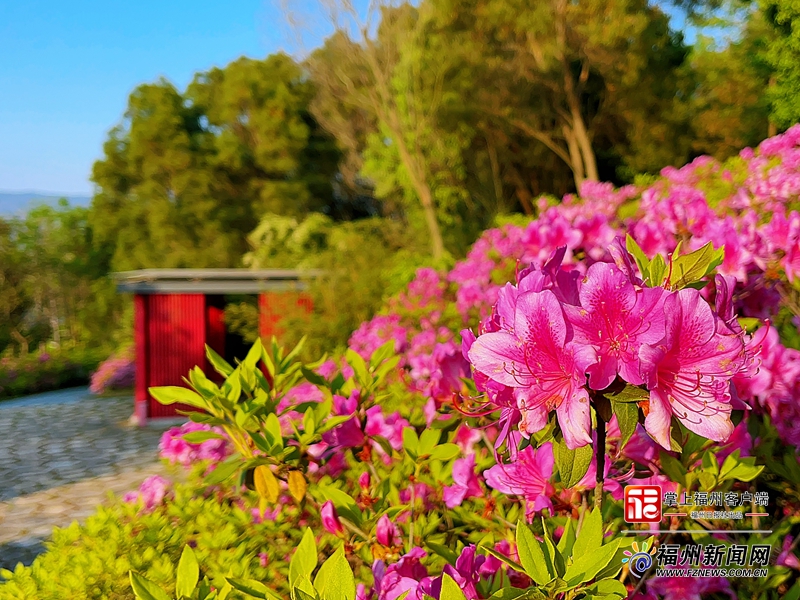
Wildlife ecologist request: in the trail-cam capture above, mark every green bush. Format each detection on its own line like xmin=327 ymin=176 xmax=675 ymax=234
xmin=0 ymin=482 xmax=307 ymax=600
xmin=0 ymin=347 xmax=105 ymax=401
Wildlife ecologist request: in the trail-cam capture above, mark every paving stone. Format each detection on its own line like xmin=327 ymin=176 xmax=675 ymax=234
xmin=0 ymin=388 xmax=181 ymax=568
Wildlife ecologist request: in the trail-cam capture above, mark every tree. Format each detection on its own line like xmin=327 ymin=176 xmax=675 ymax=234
xmin=432 ymin=0 xmax=693 ymax=187
xmin=760 ymin=0 xmax=800 ymax=129
xmin=301 ymin=1 xmax=461 ymax=260
xmin=90 ymin=54 xmax=340 ymax=270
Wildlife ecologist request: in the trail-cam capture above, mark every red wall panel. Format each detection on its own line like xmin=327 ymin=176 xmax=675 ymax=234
xmin=147 ymin=294 xmax=207 ymax=418
xmin=134 ymin=294 xmax=149 ymax=422
xmin=205 ymin=295 xmax=226 ymax=383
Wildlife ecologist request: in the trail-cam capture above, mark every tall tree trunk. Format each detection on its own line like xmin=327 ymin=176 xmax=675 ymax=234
xmin=554 ymin=0 xmax=598 ymax=185
xmin=361 ymin=37 xmax=446 ymax=261
xmin=572 ymin=108 xmax=598 ymax=182
xmin=11 ymin=329 xmax=28 ymax=356
xmin=563 ymin=125 xmax=585 ymax=189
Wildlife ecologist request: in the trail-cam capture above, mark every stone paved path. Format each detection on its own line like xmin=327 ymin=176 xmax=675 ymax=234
xmin=0 ymin=388 xmax=177 ymax=570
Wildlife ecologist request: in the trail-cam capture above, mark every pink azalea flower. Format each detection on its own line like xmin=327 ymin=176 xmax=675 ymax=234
xmin=124 ymin=475 xmax=171 ymax=512
xmin=443 ymin=454 xmax=483 ymax=508
xmin=777 ymin=536 xmax=800 ymax=569
xmin=564 ymin=261 xmax=666 ymax=389
xmin=365 ymin=407 xmax=410 ymax=452
xmin=639 ymin=288 xmax=747 ymax=449
xmin=376 ymin=514 xmax=402 ymax=547
xmin=358 ymin=472 xmax=371 ymax=491
xmin=321 ymin=501 xmax=344 ymax=535
xmin=373 ymin=548 xmax=432 ymax=600
xmin=453 ymin=425 xmax=482 ymax=455
xmin=483 ymin=443 xmax=555 ymax=517
xmin=715 ymin=420 xmax=753 ymax=463
xmin=468 ymin=288 xmax=596 ymax=448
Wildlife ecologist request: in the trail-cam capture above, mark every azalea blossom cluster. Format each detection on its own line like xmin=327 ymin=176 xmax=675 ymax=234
xmin=463 ymin=243 xmax=751 ymax=450
xmin=89 ymin=347 xmax=135 ymax=394
xmin=159 ymin=422 xmax=231 ymax=467
xmin=345 ymin=127 xmax=800 ymax=450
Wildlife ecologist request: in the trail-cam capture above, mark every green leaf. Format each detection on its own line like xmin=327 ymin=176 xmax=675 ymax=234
xmin=659 ymin=452 xmax=687 ymax=487
xmin=784 ymin=581 xmax=800 ymax=600
xmin=541 ymin=518 xmax=565 ymax=578
xmin=260 ymin=344 xmax=276 ymax=379
xmin=150 ymin=386 xmax=206 ymax=408
xmin=669 ymin=241 xmax=724 ymax=289
xmin=487 ymin=589 xmax=527 ymax=600
xmin=554 ymin=440 xmax=593 ymax=488
xmin=608 ymin=384 xmax=649 ymax=404
xmin=345 ymin=349 xmax=369 ymax=386
xmin=573 ymin=507 xmax=603 ymax=557
xmin=418 ymin=429 xmax=440 ymax=456
xmin=206 ymin=345 xmax=234 ymax=377
xmin=289 ymin=529 xmax=318 ymax=589
xmin=301 ymin=366 xmax=328 ymax=387
xmin=243 ymin=339 xmax=263 ymax=370
xmin=226 ymin=578 xmax=282 ymax=600
xmin=625 ymin=235 xmax=650 ymax=279
xmin=204 ymin=457 xmax=240 ymax=485
xmin=611 ymin=400 xmax=638 ymax=448
xmin=648 ymin=253 xmax=667 ymax=287
xmin=556 ymin=518 xmax=576 ymax=557
xmin=303 ymin=408 xmax=316 ymax=436
xmin=222 ymin=367 xmax=242 ymax=402
xmin=426 ymin=542 xmax=459 ymax=565
xmin=563 ymin=539 xmax=621 ymax=588
xmin=428 ymin=443 xmax=460 ymax=462
xmin=440 ymin=573 xmax=467 ymax=600
xmin=317 ymin=485 xmax=362 ymax=525
xmin=283 ymin=336 xmax=307 ymax=367
xmin=718 ymin=452 xmax=764 ymax=482
xmin=402 ymin=428 xmax=420 ymax=458
xmin=583 ymin=578 xmax=628 ymax=599
xmin=479 ymin=546 xmax=526 ymax=573
xmin=175 ymin=545 xmax=199 ymax=599
xmin=264 ymin=413 xmax=284 ymax=451
xmin=313 ymin=545 xmax=356 ymax=600
xmin=182 ymin=431 xmax=226 ymax=444
xmin=369 ymin=340 xmax=396 ymax=369
xmin=516 ymin=519 xmax=553 ymax=585
xmin=293 ymin=585 xmax=318 ymax=600
xmin=129 ymin=572 xmax=171 ymax=600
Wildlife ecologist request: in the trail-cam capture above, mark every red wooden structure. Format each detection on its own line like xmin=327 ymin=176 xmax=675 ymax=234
xmin=114 ymin=269 xmax=316 ymax=423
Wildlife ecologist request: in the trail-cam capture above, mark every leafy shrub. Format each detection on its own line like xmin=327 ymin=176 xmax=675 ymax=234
xmin=0 ymin=347 xmax=104 ymax=401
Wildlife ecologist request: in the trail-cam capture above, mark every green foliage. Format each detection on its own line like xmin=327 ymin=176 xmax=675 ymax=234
xmin=626 ymin=235 xmax=724 ymax=290
xmin=0 ymin=483 xmax=302 ymax=600
xmin=0 ymin=202 xmax=121 ymax=358
xmin=761 ymin=0 xmax=800 ymax=128
xmin=0 ymin=347 xmax=104 ymax=401
xmin=90 ymin=54 xmax=341 ymax=271
xmin=242 ymin=214 xmax=428 ymax=359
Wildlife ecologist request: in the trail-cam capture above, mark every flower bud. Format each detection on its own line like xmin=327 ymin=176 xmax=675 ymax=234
xmin=376 ymin=514 xmax=399 ymax=546
xmin=321 ymin=500 xmax=344 ymax=535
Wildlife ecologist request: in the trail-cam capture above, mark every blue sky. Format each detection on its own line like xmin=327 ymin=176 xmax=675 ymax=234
xmin=0 ymin=0 xmax=325 ymax=196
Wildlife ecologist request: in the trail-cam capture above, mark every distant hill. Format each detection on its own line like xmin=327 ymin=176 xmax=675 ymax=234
xmin=0 ymin=192 xmax=92 ymax=217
